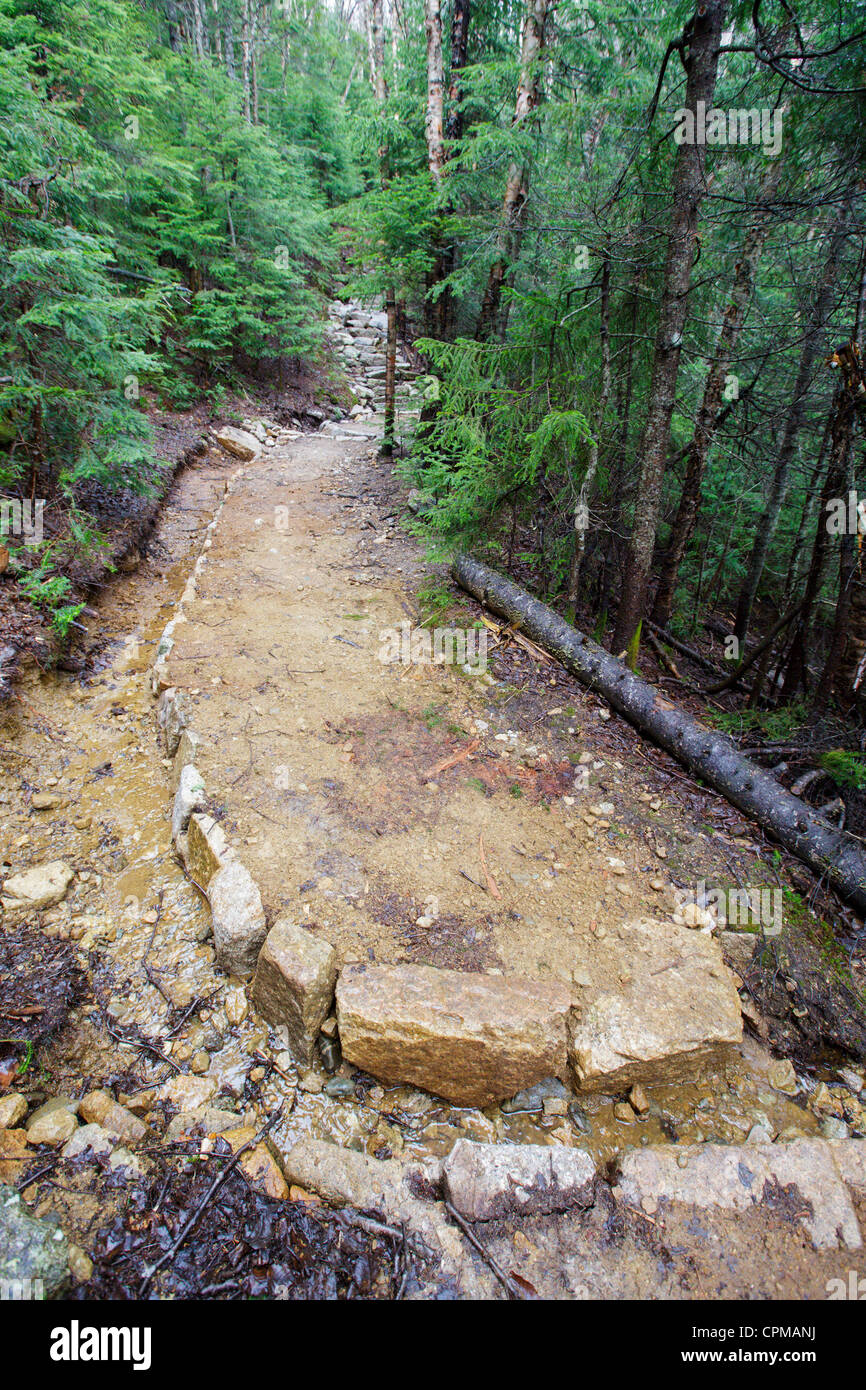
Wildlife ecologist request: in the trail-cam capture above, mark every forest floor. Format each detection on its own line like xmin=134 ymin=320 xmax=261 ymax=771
xmin=1 ymin=318 xmax=866 ymax=1300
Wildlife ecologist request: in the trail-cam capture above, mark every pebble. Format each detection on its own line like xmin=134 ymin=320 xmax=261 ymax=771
xmin=191 ymin=1050 xmax=210 ymax=1074
xmin=614 ymin=1101 xmax=635 ymax=1123
xmin=628 ymin=1084 xmax=650 ymax=1115
xmin=324 ymin=1077 xmax=355 ymax=1100
xmin=67 ymin=1244 xmax=94 ymax=1283
xmin=224 ymin=987 xmax=248 ymax=1025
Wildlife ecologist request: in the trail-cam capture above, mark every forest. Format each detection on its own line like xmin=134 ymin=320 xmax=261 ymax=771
xmin=1 ymin=0 xmax=865 ymax=829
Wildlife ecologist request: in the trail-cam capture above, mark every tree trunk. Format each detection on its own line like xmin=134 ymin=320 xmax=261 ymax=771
xmin=475 ymin=0 xmax=548 ymax=341
xmin=611 ymin=0 xmax=726 ymax=656
xmin=369 ymin=0 xmax=398 ymax=456
xmin=651 ymin=157 xmax=782 ymax=628
xmin=453 ymin=553 xmax=866 ymax=915
xmin=191 ymin=0 xmax=207 ymax=58
xmin=733 ymin=195 xmax=852 ymax=646
xmin=163 ymin=0 xmax=183 ymax=51
xmin=424 ymin=0 xmax=445 ymax=182
xmin=446 ymin=0 xmax=470 ymax=142
xmin=241 ymin=0 xmax=252 ymax=123
xmin=566 ymin=248 xmax=610 ymax=615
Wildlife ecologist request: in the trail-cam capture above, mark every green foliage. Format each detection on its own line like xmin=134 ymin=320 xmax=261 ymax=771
xmin=820 ymin=750 xmax=866 ymax=792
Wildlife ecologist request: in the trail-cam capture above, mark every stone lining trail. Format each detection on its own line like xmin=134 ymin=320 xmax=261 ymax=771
xmin=2 ymin=301 xmax=866 ymax=1297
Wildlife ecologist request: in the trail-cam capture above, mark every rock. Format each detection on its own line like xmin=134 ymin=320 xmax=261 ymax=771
xmin=224 ymin=986 xmax=248 ymax=1025
xmin=614 ymin=1139 xmax=862 ymax=1251
xmin=208 ymin=861 xmax=267 ymax=974
xmin=281 ymin=1137 xmax=497 ymax=1298
xmin=184 ymin=812 xmax=233 ymax=886
xmin=336 ymin=963 xmax=570 ymax=1107
xmin=31 ymin=792 xmax=60 ymax=810
xmin=0 ymin=1129 xmax=30 ymax=1184
xmin=25 ymin=1098 xmax=78 ymax=1147
xmin=745 ymin=1123 xmax=775 ymax=1144
xmin=191 ymin=1050 xmax=210 ymax=1074
xmin=0 ymin=1094 xmax=27 ymax=1129
xmin=215 ymin=426 xmax=261 ymax=461
xmin=78 ymin=1092 xmax=146 ymax=1143
xmin=568 ymin=917 xmax=742 ymax=1092
xmin=156 ymin=686 xmax=191 ymax=758
xmin=61 ymin=1124 xmax=116 ymax=1162
xmin=768 ymin=1058 xmax=799 ymax=1095
xmin=613 ymin=1101 xmax=635 ymax=1122
xmin=172 ymin=728 xmax=203 ymax=787
xmin=1 ymin=860 xmax=75 ymax=912
xmin=221 ymin=1127 xmax=288 ymax=1199
xmin=159 ymin=1074 xmax=218 ymax=1110
xmin=837 ymin=1067 xmax=865 ymax=1097
xmin=252 ymin=920 xmax=337 ymax=1066
xmin=821 ymin=1117 xmax=851 ymax=1141
xmin=0 ymin=1186 xmax=69 ymax=1297
xmin=443 ymin=1140 xmax=595 ymax=1221
xmin=164 ymin=1107 xmax=240 ymax=1143
xmin=629 ymin=1084 xmax=650 ymax=1115
xmin=324 ymin=1076 xmax=354 ymax=1100
xmin=500 ymin=1077 xmax=570 ymax=1115
xmin=67 ymin=1243 xmax=93 ymax=1283
xmin=171 ymin=764 xmax=206 ymax=842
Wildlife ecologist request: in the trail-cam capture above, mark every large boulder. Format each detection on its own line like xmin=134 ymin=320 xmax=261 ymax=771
xmin=568 ymin=916 xmax=742 ymax=1092
xmin=208 ymin=861 xmax=267 ymax=974
xmin=252 ymin=920 xmax=337 ymax=1065
xmin=614 ymin=1138 xmax=863 ymax=1251
xmin=1 ymin=861 xmax=74 ymax=913
xmin=443 ymin=1140 xmax=596 ymax=1221
xmin=336 ymin=964 xmax=570 ymax=1107
xmin=214 ymin=425 xmax=261 ymax=461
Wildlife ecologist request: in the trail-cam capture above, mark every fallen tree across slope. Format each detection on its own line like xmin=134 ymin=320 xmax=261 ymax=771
xmin=452 ymin=554 xmax=866 ymax=917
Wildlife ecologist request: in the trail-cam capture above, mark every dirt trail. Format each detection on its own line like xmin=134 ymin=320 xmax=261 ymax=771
xmin=1 ymin=324 xmax=864 ymax=1299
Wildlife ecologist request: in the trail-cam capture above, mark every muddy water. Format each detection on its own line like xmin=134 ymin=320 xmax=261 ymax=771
xmin=0 ymin=450 xmax=823 ymax=1173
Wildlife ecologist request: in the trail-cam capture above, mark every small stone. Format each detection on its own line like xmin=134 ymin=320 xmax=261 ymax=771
xmin=31 ymin=792 xmax=60 ymax=810
xmin=628 ymin=1084 xmax=650 ymax=1115
xmin=159 ymin=1074 xmax=217 ymax=1110
xmin=67 ymin=1243 xmax=93 ymax=1283
xmin=221 ymin=1127 xmax=288 ymax=1199
xmin=61 ymin=1124 xmax=116 ymax=1162
xmin=768 ymin=1059 xmax=799 ymax=1096
xmin=614 ymin=1101 xmax=635 ymax=1123
xmin=224 ymin=987 xmax=248 ymax=1025
xmin=1 ymin=861 xmax=75 ymax=912
xmin=324 ymin=1077 xmax=355 ymax=1100
xmin=299 ymin=1072 xmax=323 ymax=1094
xmin=191 ymin=1050 xmax=210 ymax=1074
xmin=820 ymin=1117 xmax=851 ymax=1141
xmin=25 ymin=1098 xmax=78 ymax=1147
xmin=0 ymin=1095 xmax=27 ymax=1129
xmin=543 ymin=1095 xmax=568 ymax=1117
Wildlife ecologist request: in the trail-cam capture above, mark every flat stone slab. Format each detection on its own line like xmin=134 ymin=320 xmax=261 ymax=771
xmin=215 ymin=426 xmax=261 ymax=461
xmin=614 ymin=1138 xmax=863 ymax=1250
xmin=336 ymin=963 xmax=570 ymax=1107
xmin=443 ymin=1139 xmax=596 ymax=1221
xmin=568 ymin=916 xmax=742 ymax=1091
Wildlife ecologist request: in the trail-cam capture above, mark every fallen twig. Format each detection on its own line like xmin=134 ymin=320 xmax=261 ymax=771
xmin=478 ymin=834 xmax=501 ymax=900
xmin=444 ymin=1200 xmax=525 ymax=1299
xmin=139 ymin=1109 xmax=282 ymax=1297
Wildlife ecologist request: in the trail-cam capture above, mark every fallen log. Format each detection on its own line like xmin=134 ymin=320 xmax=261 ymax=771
xmin=452 ymin=554 xmax=866 ymax=916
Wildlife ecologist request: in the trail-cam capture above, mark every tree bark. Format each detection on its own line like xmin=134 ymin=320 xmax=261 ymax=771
xmin=612 ymin=0 xmax=726 ymax=656
xmin=733 ymin=195 xmax=852 ymax=645
xmin=651 ymin=157 xmax=782 ymax=628
xmin=446 ymin=0 xmax=470 ymax=143
xmin=369 ymin=0 xmax=397 ymax=458
xmin=241 ymin=0 xmax=252 ymax=123
xmin=453 ymin=553 xmax=866 ymax=915
xmin=475 ymin=0 xmax=549 ymax=341
xmin=566 ymin=248 xmax=610 ymax=615
xmin=424 ymin=0 xmax=445 ymax=183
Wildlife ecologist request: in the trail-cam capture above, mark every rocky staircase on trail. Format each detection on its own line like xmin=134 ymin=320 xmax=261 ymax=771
xmin=323 ymin=298 xmax=421 ymax=441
